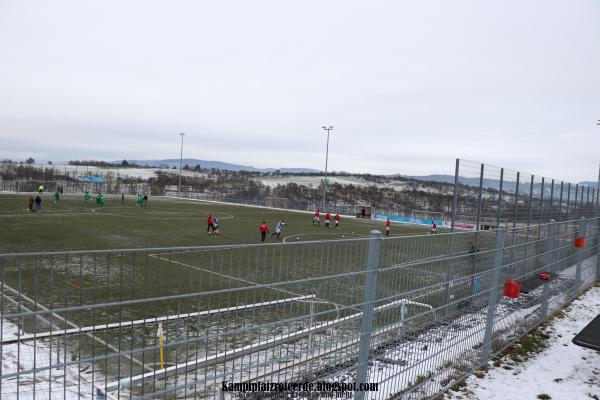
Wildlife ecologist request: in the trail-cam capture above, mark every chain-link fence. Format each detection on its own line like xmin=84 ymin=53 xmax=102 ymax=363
xmin=0 ymin=163 xmax=161 ymax=196
xmin=1 ymin=217 xmax=598 ymax=399
xmin=451 ymin=159 xmax=599 ymax=231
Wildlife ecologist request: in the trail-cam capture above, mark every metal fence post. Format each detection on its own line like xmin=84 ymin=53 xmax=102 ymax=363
xmin=450 ymin=159 xmax=460 ymax=232
xmin=540 ymin=220 xmax=556 ymax=321
xmin=480 ymin=227 xmax=505 ymax=365
xmin=538 ymin=177 xmax=545 ymax=227
xmin=549 ymin=179 xmax=555 ymax=220
xmin=444 ymin=234 xmax=455 ymax=320
xmin=566 ymin=183 xmax=571 ymax=221
xmin=510 ymin=172 xmax=520 ymax=266
xmin=596 ymin=216 xmax=600 ymax=282
xmin=558 ymin=181 xmax=564 ymax=222
xmin=575 ymin=217 xmax=585 ymax=294
xmin=574 ymin=184 xmax=579 ymax=218
xmin=513 ymin=172 xmax=520 ymax=228
xmin=523 ymin=175 xmax=534 ymax=276
xmin=586 ymin=186 xmax=591 ymax=216
xmin=547 ymin=220 xmax=557 ymax=273
xmin=445 ymin=159 xmax=460 ymax=318
xmin=495 ymin=168 xmax=504 ymax=228
xmin=475 ymin=163 xmax=484 ymax=234
xmin=355 ymin=230 xmax=382 ymax=400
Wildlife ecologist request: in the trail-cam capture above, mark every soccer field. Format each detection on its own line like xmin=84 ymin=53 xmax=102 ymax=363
xmin=1 ymin=193 xmax=453 ymax=398
xmin=1 ymin=192 xmax=553 ymax=400
xmin=0 ymin=193 xmax=431 ymax=253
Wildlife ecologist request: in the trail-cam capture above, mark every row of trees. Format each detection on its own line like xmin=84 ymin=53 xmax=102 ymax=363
xmin=0 ymin=160 xmax=460 ymax=217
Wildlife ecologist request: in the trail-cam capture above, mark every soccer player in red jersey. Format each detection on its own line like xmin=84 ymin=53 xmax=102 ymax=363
xmin=385 ymin=217 xmax=391 ymax=236
xmin=334 ymin=213 xmax=341 ymax=229
xmin=325 ymin=212 xmax=331 ymax=228
xmin=313 ymin=210 xmax=321 ymax=225
xmin=431 ymin=221 xmax=437 ymax=234
xmin=207 ymin=215 xmax=214 ymax=234
xmin=259 ymin=222 xmax=270 ymax=242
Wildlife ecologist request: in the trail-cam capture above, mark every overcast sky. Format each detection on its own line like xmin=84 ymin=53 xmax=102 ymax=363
xmin=1 ymin=1 xmax=599 ymax=181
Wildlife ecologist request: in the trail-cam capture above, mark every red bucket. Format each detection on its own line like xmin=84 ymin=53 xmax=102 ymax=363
xmin=540 ymin=273 xmax=551 ymax=281
xmin=575 ymin=236 xmax=585 ymax=248
xmin=503 ymin=280 xmax=521 ymax=298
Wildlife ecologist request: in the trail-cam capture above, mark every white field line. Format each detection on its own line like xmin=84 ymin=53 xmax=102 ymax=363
xmin=148 ymin=254 xmax=304 ymax=299
xmin=91 ymin=208 xmax=234 ymax=220
xmin=281 ymin=230 xmax=427 ymax=244
xmin=166 ymin=195 xmax=359 ymax=220
xmin=0 ymin=295 xmax=316 ymax=344
xmin=172 ymin=194 xmax=433 ymax=231
xmin=281 ymin=231 xmax=365 ymax=244
xmin=0 ymin=282 xmax=152 ymax=373
xmin=148 ymin=254 xmax=351 ymax=310
xmin=0 ymin=211 xmax=97 ymax=218
xmin=103 ymin=298 xmax=428 ymax=391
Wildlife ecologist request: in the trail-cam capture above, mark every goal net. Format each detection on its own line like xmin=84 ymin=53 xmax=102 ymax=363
xmin=411 ymin=210 xmax=444 ymax=221
xmin=265 ymin=197 xmax=289 ymax=209
xmin=201 ymin=191 xmax=224 ymax=201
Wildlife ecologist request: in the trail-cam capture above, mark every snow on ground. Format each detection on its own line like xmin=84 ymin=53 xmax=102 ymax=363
xmin=27 ymin=164 xmax=203 ymax=180
xmin=1 ymin=319 xmax=108 ymax=399
xmin=331 ymin=255 xmax=598 ymax=399
xmin=444 ymin=283 xmax=600 ymax=400
xmin=260 ymin=175 xmax=410 ymax=191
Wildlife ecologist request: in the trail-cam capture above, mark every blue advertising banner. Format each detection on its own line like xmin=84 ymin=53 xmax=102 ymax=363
xmin=373 ymin=214 xmax=447 ymax=227
xmin=77 ymin=176 xmax=104 ymax=184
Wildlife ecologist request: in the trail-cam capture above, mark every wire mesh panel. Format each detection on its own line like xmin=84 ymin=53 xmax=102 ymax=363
xmin=451 ymin=160 xmax=598 ymax=233
xmin=1 ymin=219 xmax=599 ymax=399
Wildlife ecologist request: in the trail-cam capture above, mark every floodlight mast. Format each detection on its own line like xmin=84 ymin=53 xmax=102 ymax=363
xmin=321 ymin=125 xmax=334 ymax=210
xmin=178 ymin=132 xmax=185 ymax=197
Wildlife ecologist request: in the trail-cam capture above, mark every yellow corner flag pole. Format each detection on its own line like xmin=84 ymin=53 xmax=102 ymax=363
xmin=157 ymin=322 xmax=165 ymax=369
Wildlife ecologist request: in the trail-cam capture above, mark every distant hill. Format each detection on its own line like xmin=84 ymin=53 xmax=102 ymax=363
xmin=123 ymin=159 xmax=319 ymax=173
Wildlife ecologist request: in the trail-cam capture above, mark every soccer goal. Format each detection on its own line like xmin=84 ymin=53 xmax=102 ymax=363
xmin=411 ymin=210 xmax=444 ymax=221
xmin=201 ymin=191 xmax=224 ymax=201
xmin=265 ymin=196 xmax=289 ymax=209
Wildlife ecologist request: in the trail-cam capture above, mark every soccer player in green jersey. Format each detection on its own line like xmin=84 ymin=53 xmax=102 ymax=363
xmin=121 ymin=192 xmax=125 ymax=204
xmin=96 ymin=192 xmax=104 ymax=208
xmin=136 ymin=194 xmax=143 ymax=207
xmin=53 ymin=190 xmax=60 ymax=204
xmin=83 ymin=191 xmax=91 ymax=204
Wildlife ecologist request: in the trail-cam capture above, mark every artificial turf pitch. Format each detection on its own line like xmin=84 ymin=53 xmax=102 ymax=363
xmin=0 ymin=193 xmax=431 ymax=253
xmin=0 ymin=194 xmax=488 ymax=397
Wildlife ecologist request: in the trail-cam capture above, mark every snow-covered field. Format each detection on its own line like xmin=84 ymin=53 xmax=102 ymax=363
xmin=444 ymin=284 xmax=600 ymax=400
xmin=1 ymin=319 xmax=109 ymax=399
xmin=259 ymin=175 xmax=404 ymax=189
xmin=326 ymin=254 xmax=598 ymax=399
xmin=24 ymin=164 xmax=203 ymax=180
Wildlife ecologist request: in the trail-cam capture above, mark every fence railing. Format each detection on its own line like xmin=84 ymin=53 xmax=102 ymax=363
xmin=450 ymin=159 xmax=600 ymax=230
xmin=1 ymin=217 xmax=598 ymax=399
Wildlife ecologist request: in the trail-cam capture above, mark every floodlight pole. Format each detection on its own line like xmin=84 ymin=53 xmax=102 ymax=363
xmin=178 ymin=132 xmax=185 ymax=197
xmin=321 ymin=125 xmax=333 ymax=210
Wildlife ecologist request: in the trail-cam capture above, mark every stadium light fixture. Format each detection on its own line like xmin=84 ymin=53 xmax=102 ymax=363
xmin=178 ymin=132 xmax=185 ymax=197
xmin=321 ymin=125 xmax=334 ymax=210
